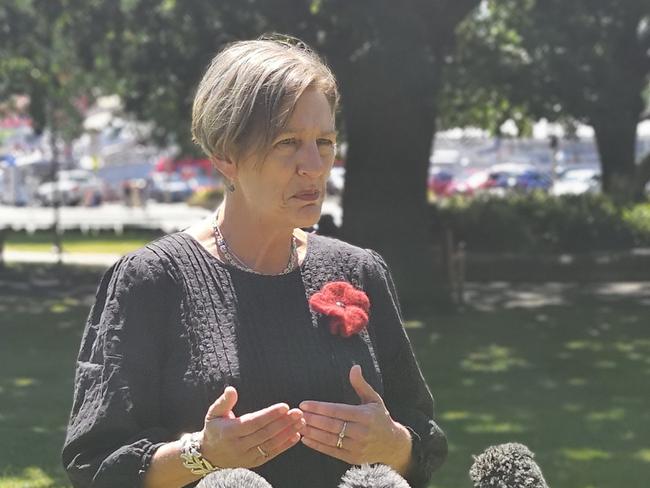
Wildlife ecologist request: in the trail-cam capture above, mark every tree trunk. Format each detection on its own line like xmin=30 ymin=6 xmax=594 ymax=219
xmin=280 ymin=1 xmax=481 ymax=312
xmin=637 ymin=152 xmax=650 ymax=198
xmin=593 ymin=115 xmax=641 ymax=202
xmin=336 ymin=50 xmax=450 ymax=311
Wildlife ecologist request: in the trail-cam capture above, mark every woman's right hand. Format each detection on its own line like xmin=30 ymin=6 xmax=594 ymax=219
xmin=200 ymin=386 xmax=305 ymax=468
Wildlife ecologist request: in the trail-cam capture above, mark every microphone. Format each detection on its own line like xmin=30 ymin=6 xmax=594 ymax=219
xmin=339 ymin=464 xmax=411 ymax=488
xmin=469 ymin=443 xmax=549 ymax=488
xmin=196 ymin=468 xmax=273 ymax=488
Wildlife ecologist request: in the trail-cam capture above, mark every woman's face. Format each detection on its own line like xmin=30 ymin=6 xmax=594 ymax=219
xmin=233 ymin=89 xmax=337 ymax=229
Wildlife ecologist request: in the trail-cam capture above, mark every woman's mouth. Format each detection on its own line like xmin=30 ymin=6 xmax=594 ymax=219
xmin=294 ymin=190 xmax=321 ymax=201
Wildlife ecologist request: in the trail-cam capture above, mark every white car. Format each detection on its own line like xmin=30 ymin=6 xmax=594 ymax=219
xmin=150 ymin=172 xmax=193 ymax=202
xmin=36 ymin=169 xmax=103 ymax=206
xmin=551 ymin=167 xmax=601 ymax=196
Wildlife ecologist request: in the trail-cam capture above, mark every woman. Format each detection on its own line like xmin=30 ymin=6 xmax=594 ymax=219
xmin=62 ymin=36 xmax=447 ymax=488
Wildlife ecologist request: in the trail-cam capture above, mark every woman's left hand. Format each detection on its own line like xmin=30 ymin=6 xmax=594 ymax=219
xmin=298 ymin=365 xmax=412 ymax=474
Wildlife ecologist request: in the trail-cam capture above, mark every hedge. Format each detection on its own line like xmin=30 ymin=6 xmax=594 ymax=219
xmin=433 ymin=193 xmax=650 ymax=254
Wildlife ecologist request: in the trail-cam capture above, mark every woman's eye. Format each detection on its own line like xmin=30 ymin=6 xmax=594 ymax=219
xmin=317 ymin=139 xmax=335 ymax=147
xmin=277 ymin=138 xmax=297 ymax=146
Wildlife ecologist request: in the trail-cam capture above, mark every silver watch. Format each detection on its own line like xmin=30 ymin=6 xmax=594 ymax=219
xmin=179 ymin=432 xmax=222 ymax=476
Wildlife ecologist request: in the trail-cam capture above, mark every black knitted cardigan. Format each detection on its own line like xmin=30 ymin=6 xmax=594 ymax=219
xmin=62 ymin=232 xmax=447 ymax=488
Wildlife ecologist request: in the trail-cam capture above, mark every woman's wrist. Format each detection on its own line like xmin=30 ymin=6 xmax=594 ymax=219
xmin=144 ymin=437 xmax=203 ymax=488
xmin=197 ymin=428 xmax=224 ymax=467
xmin=387 ymin=422 xmax=413 ymax=476
xmin=391 ymin=422 xmax=413 ymax=476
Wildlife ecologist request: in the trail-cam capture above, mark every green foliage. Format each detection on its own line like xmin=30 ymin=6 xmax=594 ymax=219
xmin=444 ymin=0 xmax=650 ymax=198
xmin=623 ymin=202 xmax=650 ymax=243
xmin=0 ymin=0 xmax=95 ymax=140
xmin=62 ymin=0 xmax=262 ymax=152
xmin=446 ymin=0 xmax=650 ymax=128
xmin=439 ymin=0 xmax=540 ymax=134
xmin=435 ymin=193 xmax=650 ymax=253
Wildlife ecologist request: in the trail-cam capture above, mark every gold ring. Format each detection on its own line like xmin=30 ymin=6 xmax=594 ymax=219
xmin=336 ymin=421 xmax=347 ymax=448
xmin=338 ymin=421 xmax=347 ymax=439
xmin=257 ymin=445 xmax=268 ymax=458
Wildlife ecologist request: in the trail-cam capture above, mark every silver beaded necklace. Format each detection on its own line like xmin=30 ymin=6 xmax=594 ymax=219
xmin=212 ymin=209 xmax=298 ymax=275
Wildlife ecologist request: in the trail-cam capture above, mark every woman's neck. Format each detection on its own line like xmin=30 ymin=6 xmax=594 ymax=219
xmin=215 ymin=200 xmax=299 ymax=275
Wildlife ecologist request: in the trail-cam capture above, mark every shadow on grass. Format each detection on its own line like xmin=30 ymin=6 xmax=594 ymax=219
xmin=1 ymin=264 xmax=649 ymax=487
xmin=408 ymin=282 xmax=650 ymax=488
xmin=0 ymin=264 xmax=104 ymax=488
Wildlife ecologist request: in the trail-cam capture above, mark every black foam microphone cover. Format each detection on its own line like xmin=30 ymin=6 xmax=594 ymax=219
xmin=469 ymin=443 xmax=549 ymax=488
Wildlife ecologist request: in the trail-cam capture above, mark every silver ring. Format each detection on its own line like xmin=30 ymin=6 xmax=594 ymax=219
xmin=257 ymin=445 xmax=268 ymax=458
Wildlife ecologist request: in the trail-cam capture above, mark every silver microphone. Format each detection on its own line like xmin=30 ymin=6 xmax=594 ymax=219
xmin=469 ymin=443 xmax=549 ymax=488
xmin=339 ymin=464 xmax=411 ymax=488
xmin=196 ymin=468 xmax=273 ymax=488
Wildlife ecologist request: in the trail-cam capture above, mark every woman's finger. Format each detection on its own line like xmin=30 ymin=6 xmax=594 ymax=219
xmin=250 ymin=430 xmax=302 ymax=466
xmin=205 ymin=386 xmax=238 ymax=421
xmin=302 ymin=412 xmax=367 ymax=440
xmin=349 ymin=365 xmax=384 ymax=405
xmin=299 ymin=400 xmax=366 ymax=422
xmin=240 ymin=412 xmax=304 ymax=451
xmin=300 ymin=435 xmax=354 ymax=464
xmin=233 ymin=403 xmax=290 ymax=436
xmin=300 ymin=424 xmax=361 ymax=452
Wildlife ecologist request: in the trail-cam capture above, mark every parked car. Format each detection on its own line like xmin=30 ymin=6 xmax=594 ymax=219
xmin=515 ymin=170 xmax=553 ymax=193
xmin=479 ymin=164 xmax=540 ymax=195
xmin=450 ymin=170 xmax=493 ymax=196
xmin=430 ymin=168 xmax=495 ymax=197
xmin=428 ymin=168 xmax=455 ymax=197
xmin=36 ymin=169 xmax=103 ymax=206
xmin=150 ymin=172 xmax=193 ymax=202
xmin=187 ymin=174 xmax=222 ymax=193
xmin=551 ymin=167 xmax=601 ymax=196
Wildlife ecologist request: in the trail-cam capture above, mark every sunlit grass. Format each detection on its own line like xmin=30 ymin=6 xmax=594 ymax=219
xmin=416 ymin=294 xmax=650 ymax=488
xmin=0 ymin=466 xmax=60 ymax=488
xmin=460 ymin=344 xmax=529 ymax=373
xmin=5 ymin=230 xmax=162 ymax=254
xmin=560 ymin=448 xmax=612 ymax=461
xmin=635 ymin=449 xmax=650 ymax=463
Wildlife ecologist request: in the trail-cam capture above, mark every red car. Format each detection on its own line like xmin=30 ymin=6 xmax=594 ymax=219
xmin=428 ymin=169 xmax=455 ymax=197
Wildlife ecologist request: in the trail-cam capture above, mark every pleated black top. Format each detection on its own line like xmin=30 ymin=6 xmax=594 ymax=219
xmin=62 ymin=232 xmax=447 ymax=488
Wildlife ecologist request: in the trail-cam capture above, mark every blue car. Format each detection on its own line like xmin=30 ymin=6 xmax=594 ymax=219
xmin=515 ymin=170 xmax=553 ymax=192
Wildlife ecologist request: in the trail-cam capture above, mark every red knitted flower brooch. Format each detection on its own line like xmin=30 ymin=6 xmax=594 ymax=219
xmin=309 ymin=281 xmax=370 ymax=337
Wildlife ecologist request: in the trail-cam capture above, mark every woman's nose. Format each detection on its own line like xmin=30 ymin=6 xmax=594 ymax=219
xmin=297 ymin=141 xmax=326 ymax=177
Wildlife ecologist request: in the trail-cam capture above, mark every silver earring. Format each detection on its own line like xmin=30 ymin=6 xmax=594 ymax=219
xmin=226 ymin=180 xmax=235 ymax=192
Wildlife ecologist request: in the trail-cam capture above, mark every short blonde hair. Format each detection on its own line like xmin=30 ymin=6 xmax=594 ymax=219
xmin=191 ymin=35 xmax=339 ymax=166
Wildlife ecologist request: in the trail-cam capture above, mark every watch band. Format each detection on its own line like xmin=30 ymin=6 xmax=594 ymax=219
xmin=180 ymin=432 xmax=222 ymax=476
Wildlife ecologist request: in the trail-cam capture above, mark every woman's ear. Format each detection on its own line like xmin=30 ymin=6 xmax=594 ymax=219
xmin=211 ymin=155 xmax=237 ymax=182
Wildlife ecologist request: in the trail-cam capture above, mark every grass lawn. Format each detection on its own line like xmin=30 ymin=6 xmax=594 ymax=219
xmin=4 ymin=230 xmax=163 ymax=255
xmin=420 ymin=283 xmax=650 ymax=488
xmin=1 ymin=264 xmax=648 ymax=487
